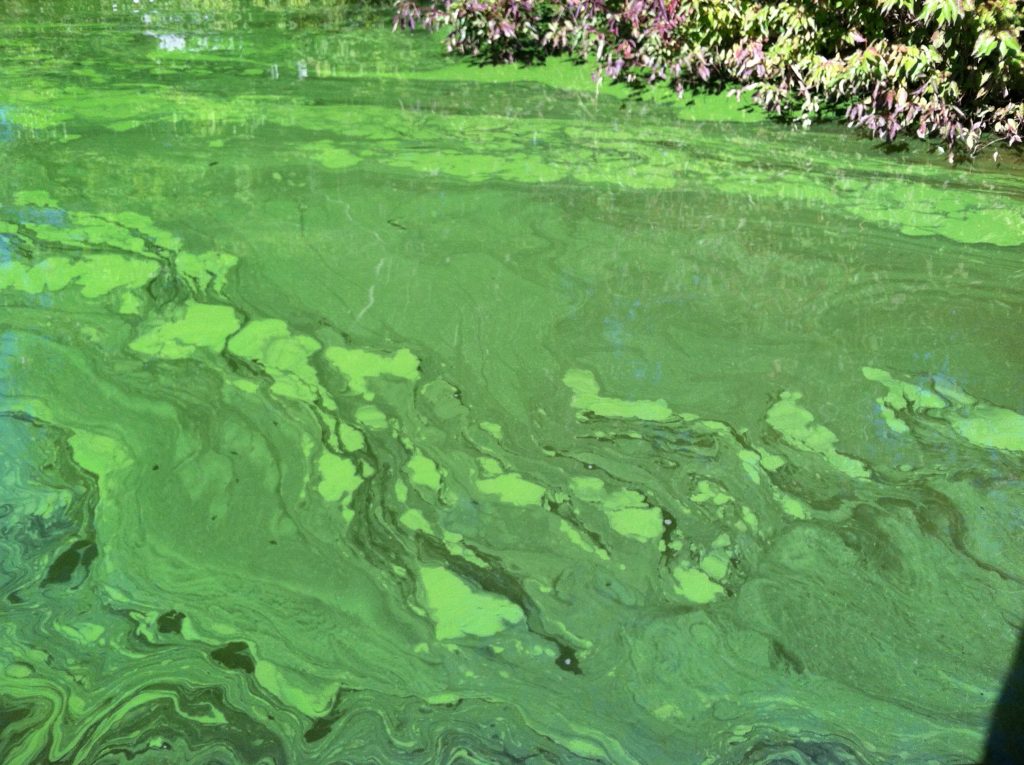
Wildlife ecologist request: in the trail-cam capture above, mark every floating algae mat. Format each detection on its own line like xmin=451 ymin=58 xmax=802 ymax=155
xmin=1 ymin=3 xmax=1024 ymax=764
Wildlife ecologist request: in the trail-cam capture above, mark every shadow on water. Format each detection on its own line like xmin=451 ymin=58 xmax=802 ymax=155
xmin=983 ymin=628 xmax=1024 ymax=765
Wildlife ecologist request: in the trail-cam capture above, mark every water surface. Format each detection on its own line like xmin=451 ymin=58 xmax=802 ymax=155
xmin=1 ymin=2 xmax=1023 ymax=764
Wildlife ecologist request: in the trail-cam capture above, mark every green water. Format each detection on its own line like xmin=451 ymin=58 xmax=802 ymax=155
xmin=1 ymin=2 xmax=1023 ymax=763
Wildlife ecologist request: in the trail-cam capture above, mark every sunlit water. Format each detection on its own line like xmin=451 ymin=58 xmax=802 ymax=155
xmin=1 ymin=2 xmax=1023 ymax=764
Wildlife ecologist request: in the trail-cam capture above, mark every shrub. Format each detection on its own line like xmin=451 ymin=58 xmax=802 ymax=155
xmin=394 ymin=0 xmax=1024 ymax=158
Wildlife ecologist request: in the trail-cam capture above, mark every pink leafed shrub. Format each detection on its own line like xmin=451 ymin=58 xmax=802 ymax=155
xmin=395 ymin=0 xmax=1024 ymax=158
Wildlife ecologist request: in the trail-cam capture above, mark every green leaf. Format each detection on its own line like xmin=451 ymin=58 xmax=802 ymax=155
xmin=973 ymin=31 xmax=998 ymax=57
xmin=917 ymin=0 xmax=962 ymax=26
xmin=997 ymin=30 xmax=1021 ymax=56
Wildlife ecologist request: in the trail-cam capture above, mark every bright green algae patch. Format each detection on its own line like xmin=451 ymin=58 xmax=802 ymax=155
xmin=406 ymin=453 xmax=443 ymax=491
xmin=420 ymin=566 xmax=526 ymax=640
xmin=766 ymin=391 xmax=871 ymax=479
xmin=864 ymin=367 xmax=1024 ymax=453
xmin=1 ymin=6 xmax=1023 ymax=765
xmin=0 ymin=255 xmax=158 ymax=297
xmin=563 ymin=368 xmax=674 ymax=421
xmin=323 ymin=346 xmax=420 ymax=399
xmin=955 ymin=407 xmax=1024 ymax=453
xmin=672 ymin=566 xmax=726 ymax=604
xmin=316 ymin=452 xmax=361 ymax=503
xmin=476 ymin=472 xmax=547 ymax=506
xmin=227 ymin=320 xmax=323 ymax=402
xmin=571 ymin=477 xmax=663 ymax=542
xmin=130 ymin=301 xmax=242 ymax=359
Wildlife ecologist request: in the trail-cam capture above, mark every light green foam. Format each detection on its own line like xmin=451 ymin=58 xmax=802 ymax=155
xmin=306 ymin=140 xmax=361 ymax=170
xmin=420 ymin=566 xmax=525 ymax=640
xmin=0 ymin=255 xmax=158 ymax=297
xmin=407 ymin=453 xmax=442 ymax=491
xmin=864 ymin=367 xmax=1024 ymax=453
xmin=227 ymin=319 xmax=322 ymax=402
xmin=175 ymin=251 xmax=238 ymax=293
xmin=476 ymin=473 xmax=546 ymax=507
xmin=316 ymin=452 xmax=361 ymax=503
xmin=570 ymin=476 xmax=662 ymax=541
xmin=672 ymin=566 xmax=725 ymax=604
xmin=953 ymin=406 xmax=1024 ymax=453
xmin=607 ymin=506 xmax=664 ymax=542
xmin=130 ymin=302 xmax=241 ymax=359
xmin=323 ymin=346 xmax=420 ymax=399
xmin=766 ymin=391 xmax=870 ymax=479
xmin=563 ymin=369 xmax=674 ymax=422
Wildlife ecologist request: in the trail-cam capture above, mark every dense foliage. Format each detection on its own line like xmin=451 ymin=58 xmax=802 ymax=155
xmin=395 ymin=0 xmax=1024 ymax=157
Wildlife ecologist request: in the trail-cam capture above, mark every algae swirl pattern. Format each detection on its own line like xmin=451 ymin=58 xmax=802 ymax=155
xmin=1 ymin=191 xmax=1021 ymax=764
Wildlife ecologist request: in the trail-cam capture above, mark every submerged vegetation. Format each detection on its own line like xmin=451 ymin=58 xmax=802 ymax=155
xmin=395 ymin=0 xmax=1024 ymax=158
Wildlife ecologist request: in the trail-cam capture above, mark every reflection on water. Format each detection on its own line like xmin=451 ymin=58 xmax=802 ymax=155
xmin=0 ymin=3 xmax=1022 ymax=765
